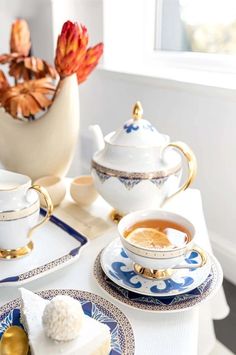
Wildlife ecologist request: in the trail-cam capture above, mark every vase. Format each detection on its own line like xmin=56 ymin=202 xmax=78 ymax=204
xmin=0 ymin=74 xmax=79 ymax=181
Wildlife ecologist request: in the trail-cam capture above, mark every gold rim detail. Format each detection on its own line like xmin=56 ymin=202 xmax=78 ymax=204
xmin=27 ymin=185 xmax=53 ymax=239
xmin=0 ymin=200 xmax=39 ymax=221
xmin=123 ymin=241 xmax=187 ymax=259
xmin=0 ymin=241 xmax=33 ymax=259
xmin=134 ymin=263 xmax=175 ymax=280
xmin=92 ymin=160 xmax=182 ymax=179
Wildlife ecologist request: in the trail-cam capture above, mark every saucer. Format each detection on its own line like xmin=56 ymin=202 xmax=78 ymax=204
xmin=0 ymin=289 xmax=135 ymax=355
xmin=94 ymin=252 xmax=223 ymax=313
xmin=100 ymin=238 xmax=212 ymax=297
xmin=0 ymin=210 xmax=88 ymax=287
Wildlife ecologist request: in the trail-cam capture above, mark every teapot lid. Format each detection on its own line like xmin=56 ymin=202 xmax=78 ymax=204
xmin=108 ymin=102 xmax=167 ymax=147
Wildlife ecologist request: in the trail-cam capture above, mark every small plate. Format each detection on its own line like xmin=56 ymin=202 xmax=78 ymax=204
xmin=0 ymin=210 xmax=88 ymax=287
xmin=94 ymin=251 xmax=223 ymax=313
xmin=100 ymin=239 xmax=211 ymax=297
xmin=0 ymin=289 xmax=135 ymax=355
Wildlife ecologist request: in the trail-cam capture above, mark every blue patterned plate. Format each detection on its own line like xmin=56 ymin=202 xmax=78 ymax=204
xmin=0 ymin=289 xmax=135 ymax=355
xmin=101 ymin=239 xmax=212 ymax=297
xmin=94 ymin=251 xmax=223 ymax=313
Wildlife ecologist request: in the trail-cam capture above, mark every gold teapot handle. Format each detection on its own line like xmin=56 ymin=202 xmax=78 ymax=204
xmin=163 ymin=141 xmax=197 ymax=205
xmin=28 ymin=185 xmax=53 ymax=239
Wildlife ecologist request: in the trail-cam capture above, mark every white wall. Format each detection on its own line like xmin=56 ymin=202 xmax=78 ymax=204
xmin=0 ymin=0 xmax=54 ymax=63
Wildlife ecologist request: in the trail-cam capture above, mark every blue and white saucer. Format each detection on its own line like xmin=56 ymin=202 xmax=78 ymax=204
xmin=100 ymin=238 xmax=212 ymax=297
xmin=94 ymin=251 xmax=223 ymax=313
xmin=0 ymin=289 xmax=135 ymax=355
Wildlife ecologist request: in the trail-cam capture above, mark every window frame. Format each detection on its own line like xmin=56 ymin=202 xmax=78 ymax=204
xmin=102 ymin=0 xmax=236 ymax=90
xmin=146 ymin=0 xmax=236 ymax=74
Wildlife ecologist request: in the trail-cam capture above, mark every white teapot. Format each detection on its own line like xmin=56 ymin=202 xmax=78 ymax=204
xmin=90 ymin=102 xmax=197 ymax=217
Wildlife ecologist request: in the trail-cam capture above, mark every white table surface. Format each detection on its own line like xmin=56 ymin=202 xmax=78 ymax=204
xmin=0 ymin=189 xmax=229 ymax=355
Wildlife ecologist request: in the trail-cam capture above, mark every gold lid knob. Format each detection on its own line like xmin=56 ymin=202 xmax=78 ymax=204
xmin=132 ymin=101 xmax=143 ymax=120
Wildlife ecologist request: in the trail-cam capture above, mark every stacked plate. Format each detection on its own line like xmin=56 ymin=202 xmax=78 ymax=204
xmin=94 ymin=238 xmax=223 ymax=313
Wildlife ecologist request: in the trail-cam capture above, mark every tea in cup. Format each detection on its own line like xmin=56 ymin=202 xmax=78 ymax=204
xmin=118 ymin=209 xmax=207 ymax=279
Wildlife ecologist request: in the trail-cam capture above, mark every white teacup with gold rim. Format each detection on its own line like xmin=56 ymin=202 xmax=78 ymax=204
xmin=118 ymin=209 xmax=207 ymax=279
xmin=0 ymin=170 xmax=53 ymax=259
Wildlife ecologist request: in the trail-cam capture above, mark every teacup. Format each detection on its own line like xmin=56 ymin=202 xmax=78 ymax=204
xmin=118 ymin=209 xmax=207 ymax=279
xmin=0 ymin=170 xmax=53 ymax=259
xmin=70 ymin=175 xmax=98 ymax=206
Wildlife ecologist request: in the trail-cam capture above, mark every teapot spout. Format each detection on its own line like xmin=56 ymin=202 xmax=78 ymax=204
xmin=89 ymin=125 xmax=105 ymax=152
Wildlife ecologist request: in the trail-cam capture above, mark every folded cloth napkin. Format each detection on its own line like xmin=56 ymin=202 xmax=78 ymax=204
xmin=53 ymin=195 xmax=114 ymax=239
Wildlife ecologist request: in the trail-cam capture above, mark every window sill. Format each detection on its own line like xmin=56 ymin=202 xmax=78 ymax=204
xmin=99 ymin=64 xmax=236 ymax=98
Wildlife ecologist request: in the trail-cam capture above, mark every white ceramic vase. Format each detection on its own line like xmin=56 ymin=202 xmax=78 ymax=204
xmin=0 ymin=74 xmax=79 ymax=181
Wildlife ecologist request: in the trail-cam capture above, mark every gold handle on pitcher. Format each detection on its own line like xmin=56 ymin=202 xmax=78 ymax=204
xmin=28 ymin=185 xmax=53 ymax=239
xmin=163 ymin=141 xmax=197 ymax=204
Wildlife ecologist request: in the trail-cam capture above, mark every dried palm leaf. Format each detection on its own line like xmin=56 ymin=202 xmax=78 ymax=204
xmin=10 ymin=19 xmax=31 ymax=56
xmin=0 ymin=54 xmax=57 ymax=81
xmin=0 ymin=70 xmax=10 ymax=100
xmin=1 ymin=78 xmax=55 ymax=120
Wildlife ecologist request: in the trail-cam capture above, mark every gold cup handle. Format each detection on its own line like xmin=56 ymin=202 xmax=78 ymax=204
xmin=163 ymin=141 xmax=197 ymax=205
xmin=28 ymin=185 xmax=53 ymax=239
xmin=174 ymin=246 xmax=207 ymax=270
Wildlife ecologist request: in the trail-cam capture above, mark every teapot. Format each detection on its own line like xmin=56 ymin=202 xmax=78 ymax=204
xmin=90 ymin=102 xmax=197 ymax=218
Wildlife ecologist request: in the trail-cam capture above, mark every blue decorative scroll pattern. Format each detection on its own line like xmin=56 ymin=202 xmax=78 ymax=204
xmin=150 ymin=276 xmax=194 ymax=294
xmin=110 ymin=262 xmax=142 ymax=289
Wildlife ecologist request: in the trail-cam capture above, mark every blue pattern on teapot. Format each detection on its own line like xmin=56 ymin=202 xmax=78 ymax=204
xmin=123 ymin=122 xmax=155 ymax=133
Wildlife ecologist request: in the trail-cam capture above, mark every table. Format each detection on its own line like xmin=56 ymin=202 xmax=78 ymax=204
xmin=0 ymin=189 xmax=229 ymax=355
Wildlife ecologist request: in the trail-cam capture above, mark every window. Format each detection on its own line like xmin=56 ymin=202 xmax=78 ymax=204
xmin=103 ymin=0 xmax=236 ymax=89
xmin=157 ymin=0 xmax=236 ymax=54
